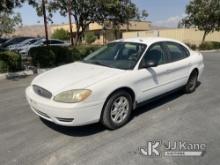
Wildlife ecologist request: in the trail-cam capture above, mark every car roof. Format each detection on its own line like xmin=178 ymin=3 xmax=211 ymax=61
xmin=114 ymin=37 xmax=186 ymax=46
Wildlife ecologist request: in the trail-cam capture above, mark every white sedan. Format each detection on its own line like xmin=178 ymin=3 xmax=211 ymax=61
xmin=26 ymin=37 xmax=204 ymax=129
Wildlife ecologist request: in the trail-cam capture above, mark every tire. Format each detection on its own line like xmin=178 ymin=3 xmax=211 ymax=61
xmin=184 ymin=70 xmax=198 ymax=93
xmin=101 ymin=91 xmax=133 ymax=130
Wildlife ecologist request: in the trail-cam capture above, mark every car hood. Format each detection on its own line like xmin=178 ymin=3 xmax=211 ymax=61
xmin=32 ymin=62 xmax=124 ymax=94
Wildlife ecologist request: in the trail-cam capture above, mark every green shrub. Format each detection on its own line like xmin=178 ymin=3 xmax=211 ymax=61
xmin=0 ymin=60 xmax=8 ymax=73
xmin=51 ymin=28 xmax=69 ymax=41
xmin=68 ymin=45 xmax=101 ymax=61
xmin=199 ymin=41 xmax=220 ymax=50
xmin=0 ymin=51 xmax=22 ymax=72
xmin=199 ymin=42 xmax=213 ymax=50
xmin=29 ymin=45 xmax=101 ymax=68
xmin=185 ymin=43 xmax=197 ymax=50
xmin=30 ymin=46 xmax=74 ymax=68
xmin=75 ymin=45 xmax=100 ymax=60
xmin=0 ymin=47 xmax=6 ymax=52
xmin=69 ymin=47 xmax=82 ymax=61
xmin=49 ymin=46 xmax=73 ymax=65
xmin=85 ymin=32 xmax=96 ymax=44
xmin=30 ymin=46 xmax=56 ymax=68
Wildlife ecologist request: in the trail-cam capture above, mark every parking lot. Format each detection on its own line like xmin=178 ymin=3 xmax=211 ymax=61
xmin=0 ymin=51 xmax=220 ymax=165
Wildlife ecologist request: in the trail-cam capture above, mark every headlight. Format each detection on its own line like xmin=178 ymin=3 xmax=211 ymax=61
xmin=54 ymin=89 xmax=92 ymax=103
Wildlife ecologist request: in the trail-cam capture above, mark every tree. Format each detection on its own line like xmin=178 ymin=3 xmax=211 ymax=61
xmin=97 ymin=0 xmax=139 ymax=39
xmin=29 ymin=0 xmax=54 ymax=46
xmin=85 ymin=32 xmax=96 ymax=44
xmin=49 ymin=0 xmax=100 ymax=45
xmin=51 ymin=28 xmax=69 ymax=40
xmin=0 ymin=0 xmax=51 ymax=44
xmin=0 ymin=1 xmax=22 ymax=13
xmin=141 ymin=10 xmax=149 ymax=20
xmin=0 ymin=0 xmax=36 ymax=13
xmin=67 ymin=0 xmax=74 ymax=46
xmin=135 ymin=9 xmax=148 ymax=21
xmin=182 ymin=0 xmax=220 ymax=43
xmin=0 ymin=0 xmax=36 ymax=37
xmin=0 ymin=12 xmax=22 ymax=37
xmin=49 ymin=0 xmax=139 ymax=45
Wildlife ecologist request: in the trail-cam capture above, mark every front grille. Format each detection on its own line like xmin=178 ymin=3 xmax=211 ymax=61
xmin=33 ymin=85 xmax=52 ymax=99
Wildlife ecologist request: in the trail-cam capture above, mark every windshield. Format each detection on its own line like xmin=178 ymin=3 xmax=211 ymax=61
xmin=24 ymin=39 xmax=38 ymax=46
xmin=83 ymin=42 xmax=147 ymax=70
xmin=19 ymin=39 xmax=35 ymax=46
xmin=33 ymin=39 xmax=44 ymax=45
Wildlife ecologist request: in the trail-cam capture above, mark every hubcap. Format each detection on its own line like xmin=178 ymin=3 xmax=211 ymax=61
xmin=188 ymin=74 xmax=197 ymax=91
xmin=110 ymin=96 xmax=129 ymax=124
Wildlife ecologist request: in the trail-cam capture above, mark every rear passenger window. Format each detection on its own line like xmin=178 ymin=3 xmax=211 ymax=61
xmin=166 ymin=42 xmax=189 ymax=62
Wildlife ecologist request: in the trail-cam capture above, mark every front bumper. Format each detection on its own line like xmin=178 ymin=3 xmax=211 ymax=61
xmin=25 ymin=86 xmax=104 ymax=126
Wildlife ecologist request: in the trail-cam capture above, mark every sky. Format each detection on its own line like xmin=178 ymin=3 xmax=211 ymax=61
xmin=15 ymin=0 xmax=190 ymax=27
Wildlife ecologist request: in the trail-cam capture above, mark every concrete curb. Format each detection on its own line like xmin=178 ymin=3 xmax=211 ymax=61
xmin=0 ymin=68 xmax=52 ymax=81
xmin=0 ymin=70 xmax=34 ymax=80
xmin=200 ymin=49 xmax=220 ymax=53
xmin=37 ymin=68 xmax=51 ymax=74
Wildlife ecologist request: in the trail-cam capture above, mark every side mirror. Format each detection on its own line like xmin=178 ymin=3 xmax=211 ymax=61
xmin=142 ymin=60 xmax=158 ymax=68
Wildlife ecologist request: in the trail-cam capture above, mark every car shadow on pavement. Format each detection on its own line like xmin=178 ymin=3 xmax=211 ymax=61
xmin=132 ymin=90 xmax=184 ymax=118
xmin=6 ymin=75 xmax=32 ymax=81
xmin=132 ymin=81 xmax=201 ymax=118
xmin=40 ymin=91 xmax=184 ymax=137
xmin=40 ymin=118 xmax=106 ymax=137
xmin=40 ymin=83 xmax=201 ymax=137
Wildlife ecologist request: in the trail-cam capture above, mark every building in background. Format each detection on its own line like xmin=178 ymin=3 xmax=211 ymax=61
xmin=50 ymin=20 xmax=151 ymax=45
xmin=123 ymin=28 xmax=220 ymax=46
xmin=11 ymin=21 xmax=151 ymax=44
xmin=11 ymin=21 xmax=220 ymax=46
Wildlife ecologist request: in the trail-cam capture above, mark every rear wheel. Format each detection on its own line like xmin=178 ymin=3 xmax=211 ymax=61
xmin=184 ymin=70 xmax=198 ymax=93
xmin=101 ymin=91 xmax=132 ymax=130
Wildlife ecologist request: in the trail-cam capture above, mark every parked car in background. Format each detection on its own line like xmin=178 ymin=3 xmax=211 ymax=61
xmin=19 ymin=39 xmax=69 ymax=56
xmin=0 ymin=38 xmax=8 ymax=51
xmin=7 ymin=38 xmax=41 ymax=51
xmin=1 ymin=37 xmax=33 ymax=48
xmin=0 ymin=38 xmax=9 ymax=45
xmin=26 ymin=37 xmax=204 ymax=130
xmin=43 ymin=39 xmax=69 ymax=46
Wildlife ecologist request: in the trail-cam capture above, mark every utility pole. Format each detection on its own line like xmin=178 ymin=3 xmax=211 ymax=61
xmin=68 ymin=0 xmax=74 ymax=46
xmin=126 ymin=0 xmax=130 ymax=32
xmin=42 ymin=0 xmax=49 ymax=46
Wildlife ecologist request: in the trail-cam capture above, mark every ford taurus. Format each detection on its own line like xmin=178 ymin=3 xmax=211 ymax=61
xmin=26 ymin=37 xmax=204 ymax=129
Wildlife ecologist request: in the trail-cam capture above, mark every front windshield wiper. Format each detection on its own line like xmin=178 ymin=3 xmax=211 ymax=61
xmin=82 ymin=60 xmax=108 ymax=67
xmin=91 ymin=61 xmax=107 ymax=66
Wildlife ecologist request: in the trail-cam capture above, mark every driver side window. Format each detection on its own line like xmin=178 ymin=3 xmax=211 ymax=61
xmin=140 ymin=43 xmax=166 ymax=67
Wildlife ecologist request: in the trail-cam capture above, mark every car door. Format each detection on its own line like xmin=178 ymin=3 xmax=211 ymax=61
xmin=133 ymin=42 xmax=171 ymax=103
xmin=162 ymin=42 xmax=191 ymax=90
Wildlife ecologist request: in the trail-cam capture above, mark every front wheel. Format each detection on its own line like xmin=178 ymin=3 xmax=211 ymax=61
xmin=101 ymin=91 xmax=133 ymax=130
xmin=184 ymin=71 xmax=198 ymax=93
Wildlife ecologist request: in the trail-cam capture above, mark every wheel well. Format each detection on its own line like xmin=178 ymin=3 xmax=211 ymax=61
xmin=111 ymin=87 xmax=135 ymax=103
xmin=100 ymin=87 xmax=136 ymax=120
xmin=191 ymin=68 xmax=199 ymax=76
xmin=105 ymin=87 xmax=135 ymax=105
